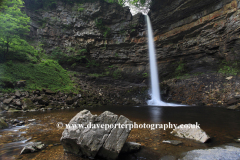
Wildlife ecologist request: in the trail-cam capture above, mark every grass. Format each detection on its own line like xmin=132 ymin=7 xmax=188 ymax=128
xmin=88 ymin=73 xmax=104 ymax=78
xmin=218 ymin=61 xmax=239 ymax=75
xmin=0 ymin=59 xmax=77 ymax=93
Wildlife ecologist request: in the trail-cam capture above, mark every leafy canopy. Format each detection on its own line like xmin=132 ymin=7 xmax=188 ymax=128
xmin=0 ymin=0 xmax=35 ymax=58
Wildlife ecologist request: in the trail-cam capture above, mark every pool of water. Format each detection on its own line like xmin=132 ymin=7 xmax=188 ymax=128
xmin=0 ymin=105 xmax=240 ymax=160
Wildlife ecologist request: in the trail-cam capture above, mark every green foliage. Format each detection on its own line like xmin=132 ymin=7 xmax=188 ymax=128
xmin=62 ymin=23 xmax=72 ymax=29
xmin=95 ymin=18 xmax=111 ymax=38
xmin=38 ymin=17 xmax=49 ymax=28
xmin=88 ymin=73 xmax=104 ymax=78
xmin=77 ymin=49 xmax=87 ymax=54
xmin=218 ymin=60 xmax=239 ymax=75
xmin=108 ymin=65 xmax=115 ymax=68
xmin=86 ymin=59 xmax=99 ymax=68
xmin=119 ymin=29 xmax=127 ymax=35
xmin=115 ymin=53 xmax=119 ymax=57
xmin=169 ymin=60 xmax=188 ymax=79
xmin=142 ymin=72 xmax=148 ymax=78
xmin=175 ymin=73 xmax=190 ymax=80
xmin=112 ymin=69 xmax=122 ymax=79
xmin=77 ymin=4 xmax=84 ymax=12
xmin=71 ymin=63 xmax=77 ymax=68
xmin=175 ymin=61 xmax=185 ymax=73
xmin=50 ymin=47 xmax=87 ymax=65
xmin=78 ymin=7 xmax=84 ymax=12
xmin=0 ymin=60 xmax=76 ymax=92
xmin=0 ymin=0 xmax=35 ymax=59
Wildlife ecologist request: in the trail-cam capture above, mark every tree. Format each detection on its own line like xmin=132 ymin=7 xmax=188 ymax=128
xmin=0 ymin=0 xmax=32 ymax=59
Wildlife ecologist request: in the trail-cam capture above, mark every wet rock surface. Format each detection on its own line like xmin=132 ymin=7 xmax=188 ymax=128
xmin=162 ymin=140 xmax=183 ymax=146
xmin=0 ymin=118 xmax=8 ymax=129
xmin=180 ymin=145 xmax=240 ymax=160
xmin=97 ymin=115 xmax=133 ymax=160
xmin=121 ymin=142 xmax=141 ymax=153
xmin=60 ymin=109 xmax=133 ymax=160
xmin=20 ymin=142 xmax=45 ymax=154
xmin=171 ymin=124 xmax=210 ymax=143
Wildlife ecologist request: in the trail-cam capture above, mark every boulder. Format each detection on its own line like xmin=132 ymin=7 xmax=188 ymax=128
xmin=227 ymin=105 xmax=240 ymax=110
xmin=3 ymin=80 xmax=14 ymax=88
xmin=0 ymin=118 xmax=8 ymax=129
xmin=227 ymin=98 xmax=239 ymax=105
xmin=3 ymin=97 xmax=13 ymax=104
xmin=15 ymin=90 xmax=21 ymax=98
xmin=121 ymin=142 xmax=141 ymax=153
xmin=162 ymin=140 xmax=183 ymax=146
xmin=97 ymin=115 xmax=133 ymax=160
xmin=15 ymin=80 xmax=26 ymax=88
xmin=21 ymin=98 xmax=34 ymax=110
xmin=43 ymin=89 xmax=55 ymax=95
xmin=15 ymin=99 xmax=22 ymax=106
xmin=60 ymin=109 xmax=133 ymax=160
xmin=171 ymin=125 xmax=210 ymax=143
xmin=66 ymin=96 xmax=74 ymax=105
xmin=20 ymin=142 xmax=45 ymax=154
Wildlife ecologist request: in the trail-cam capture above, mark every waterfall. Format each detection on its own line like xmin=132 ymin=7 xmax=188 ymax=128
xmin=146 ymin=15 xmax=184 ymax=106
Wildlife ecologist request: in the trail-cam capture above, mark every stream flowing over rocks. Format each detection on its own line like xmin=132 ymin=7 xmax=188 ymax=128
xmin=60 ymin=109 xmax=136 ymax=160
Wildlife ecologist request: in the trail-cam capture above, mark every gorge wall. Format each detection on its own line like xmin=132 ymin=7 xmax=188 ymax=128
xmin=24 ymin=0 xmax=240 ymax=106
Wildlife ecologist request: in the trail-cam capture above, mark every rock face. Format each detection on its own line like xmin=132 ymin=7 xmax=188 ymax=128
xmin=60 ymin=109 xmax=133 ymax=160
xmin=171 ymin=125 xmax=210 ymax=143
xmin=23 ymin=0 xmax=240 ymax=105
xmin=24 ymin=0 xmax=240 ymax=77
xmin=150 ymin=0 xmax=240 ymax=75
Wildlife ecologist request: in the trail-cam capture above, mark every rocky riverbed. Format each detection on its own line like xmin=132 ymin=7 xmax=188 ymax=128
xmin=0 ymin=106 xmax=239 ymax=160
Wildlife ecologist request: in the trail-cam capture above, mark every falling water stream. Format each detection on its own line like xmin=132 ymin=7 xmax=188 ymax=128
xmin=146 ymin=15 xmax=184 ymax=106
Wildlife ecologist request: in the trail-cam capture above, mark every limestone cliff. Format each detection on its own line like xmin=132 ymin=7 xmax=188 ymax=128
xmin=24 ymin=0 xmax=146 ymax=81
xmin=149 ymin=0 xmax=240 ymax=78
xmin=24 ymin=0 xmax=240 ymax=106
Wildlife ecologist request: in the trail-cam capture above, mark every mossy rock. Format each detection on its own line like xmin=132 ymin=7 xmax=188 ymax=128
xmin=0 ymin=118 xmax=8 ymax=129
xmin=21 ymin=98 xmax=34 ymax=110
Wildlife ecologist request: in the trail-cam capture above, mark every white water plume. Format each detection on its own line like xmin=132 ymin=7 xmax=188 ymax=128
xmin=146 ymin=15 xmax=185 ymax=106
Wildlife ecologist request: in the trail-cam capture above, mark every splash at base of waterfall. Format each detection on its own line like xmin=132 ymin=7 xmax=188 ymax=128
xmin=147 ymin=92 xmax=186 ymax=106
